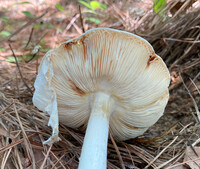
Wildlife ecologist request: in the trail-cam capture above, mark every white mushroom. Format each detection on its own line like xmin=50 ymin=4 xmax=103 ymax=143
xmin=33 ymin=28 xmax=170 ymax=169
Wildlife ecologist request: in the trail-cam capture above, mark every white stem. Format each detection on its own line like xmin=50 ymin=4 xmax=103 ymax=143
xmin=78 ymin=92 xmax=114 ymax=169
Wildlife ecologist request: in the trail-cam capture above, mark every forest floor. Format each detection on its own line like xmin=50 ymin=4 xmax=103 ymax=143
xmin=0 ymin=0 xmax=200 ymax=168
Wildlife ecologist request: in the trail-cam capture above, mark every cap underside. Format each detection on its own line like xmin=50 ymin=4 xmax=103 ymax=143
xmin=33 ymin=28 xmax=170 ymax=141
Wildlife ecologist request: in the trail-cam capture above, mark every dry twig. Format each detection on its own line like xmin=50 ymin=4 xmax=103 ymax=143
xmin=8 ymin=44 xmax=33 ymax=95
xmin=78 ymin=5 xmax=85 ymax=33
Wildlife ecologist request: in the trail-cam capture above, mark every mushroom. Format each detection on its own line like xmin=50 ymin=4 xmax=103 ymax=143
xmin=33 ymin=28 xmax=170 ymax=169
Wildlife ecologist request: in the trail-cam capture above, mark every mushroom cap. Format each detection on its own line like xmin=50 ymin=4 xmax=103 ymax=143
xmin=33 ymin=28 xmax=170 ymax=141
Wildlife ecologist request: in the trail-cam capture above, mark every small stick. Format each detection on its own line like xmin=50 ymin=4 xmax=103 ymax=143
xmin=167 ymin=156 xmax=200 ymax=169
xmin=25 ymin=53 xmax=37 ymax=63
xmin=169 ymin=32 xmax=200 ymax=70
xmin=123 ymin=144 xmax=138 ymax=169
xmin=78 ymin=5 xmax=85 ymax=33
xmin=188 ymin=140 xmax=199 ymax=157
xmin=0 ymin=133 xmax=37 ymax=154
xmin=110 ymin=133 xmax=125 ymax=169
xmin=39 ymin=144 xmax=52 ymax=169
xmin=180 ymin=73 xmax=200 ymax=122
xmin=0 ymin=102 xmax=14 ymax=115
xmin=188 ymin=72 xmax=200 ymax=91
xmin=9 ymin=44 xmax=33 ymax=95
xmin=50 ymin=151 xmax=67 ymax=169
xmin=13 ymin=102 xmax=36 ymax=169
xmin=193 ymin=138 xmax=200 ymax=147
xmin=25 ymin=27 xmax=34 ymax=48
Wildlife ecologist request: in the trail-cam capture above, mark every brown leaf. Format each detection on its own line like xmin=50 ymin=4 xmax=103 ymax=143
xmin=171 ymin=165 xmax=188 ymax=169
xmin=184 ymin=146 xmax=200 ymax=169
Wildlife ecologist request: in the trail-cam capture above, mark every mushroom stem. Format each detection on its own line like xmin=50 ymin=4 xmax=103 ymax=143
xmin=78 ymin=92 xmax=114 ymax=169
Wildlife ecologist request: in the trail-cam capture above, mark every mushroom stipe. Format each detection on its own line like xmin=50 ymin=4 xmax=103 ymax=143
xmin=33 ymin=28 xmax=170 ymax=169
